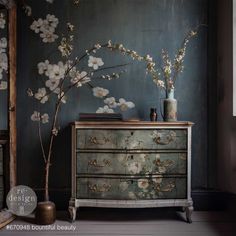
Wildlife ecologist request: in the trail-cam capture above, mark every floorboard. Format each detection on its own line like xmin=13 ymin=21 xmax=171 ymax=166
xmin=0 ymin=209 xmax=235 ymax=236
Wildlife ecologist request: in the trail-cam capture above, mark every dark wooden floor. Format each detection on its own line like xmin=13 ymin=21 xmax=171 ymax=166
xmin=1 ymin=208 xmax=236 ymax=235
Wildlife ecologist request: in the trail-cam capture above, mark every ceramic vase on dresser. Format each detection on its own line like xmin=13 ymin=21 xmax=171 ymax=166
xmin=69 ymin=121 xmax=194 ymax=223
xmin=164 ymin=89 xmax=177 ymax=122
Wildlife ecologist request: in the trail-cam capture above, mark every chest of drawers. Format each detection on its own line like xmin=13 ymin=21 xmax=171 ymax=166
xmin=69 ymin=121 xmax=193 ymax=223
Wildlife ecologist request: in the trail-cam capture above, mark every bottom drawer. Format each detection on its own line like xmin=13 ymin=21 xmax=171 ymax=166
xmin=77 ymin=177 xmax=187 ymax=200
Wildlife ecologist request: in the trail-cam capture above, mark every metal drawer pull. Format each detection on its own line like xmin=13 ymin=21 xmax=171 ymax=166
xmin=88 ymin=183 xmax=112 ymax=192
xmin=153 ymin=131 xmax=176 ymax=145
xmin=88 ymin=159 xmax=111 ymax=168
xmin=89 ymin=136 xmax=110 ymax=145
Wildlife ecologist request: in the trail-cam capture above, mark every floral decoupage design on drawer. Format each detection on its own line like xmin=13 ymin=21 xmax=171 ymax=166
xmin=118 ymin=178 xmax=180 ymax=199
xmin=118 ymin=153 xmax=186 ymax=175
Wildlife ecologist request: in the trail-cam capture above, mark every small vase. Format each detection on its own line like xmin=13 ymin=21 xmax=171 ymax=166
xmin=35 ymin=201 xmax=56 ymax=225
xmin=163 ymin=89 xmax=177 ymax=122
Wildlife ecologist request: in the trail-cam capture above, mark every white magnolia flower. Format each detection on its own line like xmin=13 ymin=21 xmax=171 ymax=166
xmin=0 ymin=38 xmax=7 ymax=50
xmin=40 ymin=31 xmax=58 ymax=43
xmin=45 ymin=62 xmax=65 ymax=80
xmin=30 ymin=15 xmax=59 ymax=43
xmin=127 ymin=162 xmax=142 ymax=174
xmin=104 ymin=97 xmax=117 ymax=108
xmin=31 ymin=111 xmax=40 ymax=122
xmin=41 ymin=113 xmax=49 ymax=124
xmin=118 ymin=98 xmax=135 ymax=111
xmin=88 ymin=56 xmax=104 ymax=70
xmin=45 ymin=79 xmax=60 ymax=92
xmin=0 ymin=13 xmax=6 ymax=29
xmin=34 ymin=88 xmax=48 ymax=104
xmin=93 ymin=87 xmax=109 ymax=98
xmin=0 ymin=81 xmax=7 ymax=90
xmin=96 ymin=105 xmax=114 ymax=113
xmin=37 ymin=60 xmax=49 ymax=75
xmin=70 ymin=71 xmax=90 ymax=87
xmin=138 ymin=179 xmax=149 ymax=189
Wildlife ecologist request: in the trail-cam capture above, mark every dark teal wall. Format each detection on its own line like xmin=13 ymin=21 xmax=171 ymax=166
xmin=0 ymin=8 xmax=8 ymax=130
xmin=17 ymin=0 xmax=209 ymax=208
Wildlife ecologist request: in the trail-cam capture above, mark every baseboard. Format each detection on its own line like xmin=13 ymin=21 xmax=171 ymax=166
xmin=191 ymin=190 xmax=228 ymax=211
xmin=34 ymin=189 xmax=234 ymax=211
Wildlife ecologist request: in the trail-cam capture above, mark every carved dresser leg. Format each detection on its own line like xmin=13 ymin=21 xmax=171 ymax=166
xmin=186 ymin=206 xmax=194 ymax=223
xmin=68 ymin=206 xmax=77 ymax=222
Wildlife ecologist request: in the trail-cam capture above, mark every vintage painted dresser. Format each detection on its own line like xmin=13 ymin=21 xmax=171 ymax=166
xmin=69 ymin=121 xmax=194 ymax=223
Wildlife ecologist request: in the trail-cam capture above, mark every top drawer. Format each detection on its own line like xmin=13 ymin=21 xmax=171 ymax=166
xmin=76 ymin=129 xmax=187 ymax=150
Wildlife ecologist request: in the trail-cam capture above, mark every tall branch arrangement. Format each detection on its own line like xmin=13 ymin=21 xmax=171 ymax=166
xmin=24 ymin=0 xmax=157 ymax=201
xmin=149 ymin=27 xmax=200 ymax=95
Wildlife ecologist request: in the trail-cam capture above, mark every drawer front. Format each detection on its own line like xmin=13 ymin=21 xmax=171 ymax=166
xmin=77 ymin=129 xmax=187 ymax=150
xmin=76 ymin=177 xmax=187 ymax=200
xmin=77 ymin=152 xmax=187 ymax=175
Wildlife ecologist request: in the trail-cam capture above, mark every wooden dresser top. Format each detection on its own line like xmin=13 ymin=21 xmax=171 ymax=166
xmin=72 ymin=121 xmax=194 ymax=128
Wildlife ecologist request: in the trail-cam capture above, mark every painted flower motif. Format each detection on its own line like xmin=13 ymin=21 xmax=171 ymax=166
xmin=93 ymin=87 xmax=109 ymax=98
xmin=0 ymin=38 xmax=8 ymax=80
xmin=34 ymin=88 xmax=48 ymax=104
xmin=45 ymin=62 xmax=65 ymax=80
xmin=45 ymin=79 xmax=60 ymax=92
xmin=22 ymin=5 xmax=32 ymax=16
xmin=152 ymin=178 xmax=162 ymax=184
xmin=31 ymin=111 xmax=40 ymax=122
xmin=0 ymin=13 xmax=6 ymax=29
xmin=37 ymin=60 xmax=50 ymax=74
xmin=88 ymin=56 xmax=104 ymax=70
xmin=0 ymin=37 xmax=7 ymax=52
xmin=58 ymin=37 xmax=73 ymax=57
xmin=0 ymin=81 xmax=7 ymax=90
xmin=67 ymin=22 xmax=74 ymax=32
xmin=70 ymin=71 xmax=90 ymax=87
xmin=41 ymin=113 xmax=49 ymax=124
xmin=30 ymin=14 xmax=59 ymax=43
xmin=138 ymin=154 xmax=146 ymax=163
xmin=138 ymin=179 xmax=149 ymax=189
xmin=144 ymin=54 xmax=153 ymax=62
xmin=158 ymin=166 xmax=166 ymax=174
xmin=96 ymin=105 xmax=114 ymax=113
xmin=103 ymin=97 xmax=117 ymax=108
xmin=27 ymin=88 xmax=34 ymax=97
xmin=0 ymin=52 xmax=8 ymax=71
xmin=128 ymin=192 xmax=136 ymax=199
xmin=118 ymin=98 xmax=135 ymax=111
xmin=119 ymin=182 xmax=129 ymax=192
xmin=127 ymin=162 xmax=142 ymax=174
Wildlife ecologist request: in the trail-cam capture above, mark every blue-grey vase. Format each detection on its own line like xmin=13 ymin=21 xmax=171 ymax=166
xmin=163 ymin=89 xmax=177 ymax=122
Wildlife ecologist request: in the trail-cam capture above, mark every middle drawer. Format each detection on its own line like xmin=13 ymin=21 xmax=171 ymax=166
xmin=77 ymin=152 xmax=187 ymax=175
